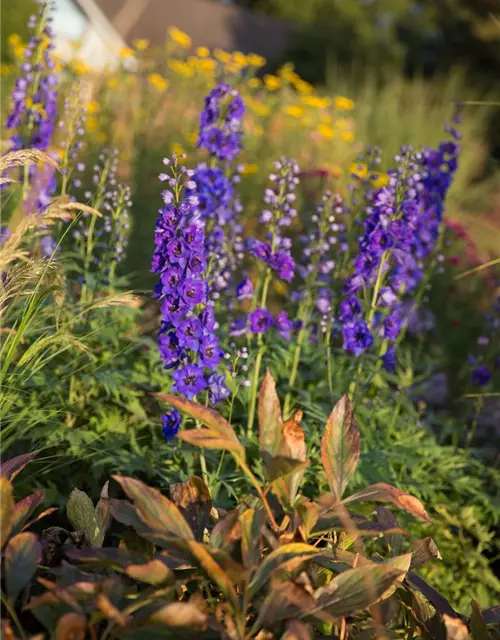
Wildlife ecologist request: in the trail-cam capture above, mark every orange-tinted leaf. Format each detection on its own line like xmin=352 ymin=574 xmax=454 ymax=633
xmin=321 ymin=395 xmax=360 ymax=502
xmin=94 ymin=481 xmax=111 ymax=546
xmin=113 ymin=475 xmax=194 ymax=540
xmin=342 ymin=482 xmax=431 ymax=522
xmin=4 ymin=532 xmax=41 ymax=602
xmin=54 ymin=612 xmax=87 ymax=640
xmin=126 ymin=558 xmax=172 ymax=585
xmin=1 ymin=476 xmax=14 ymax=549
xmin=22 ymin=506 xmax=58 ymax=531
xmin=240 ymin=508 xmax=264 ymax=569
xmin=170 ymin=476 xmax=212 ymax=541
xmin=254 ymin=581 xmax=316 ymax=629
xmin=1 ymin=451 xmax=38 ymax=480
xmin=157 ymin=393 xmax=243 ymax=452
xmin=11 ymin=490 xmax=45 ymax=534
xmin=258 ymin=369 xmax=284 ymax=467
xmin=282 ymin=620 xmax=313 ymax=640
xmin=267 ymin=456 xmax=309 ymax=482
xmin=273 ymin=412 xmax=308 ymax=505
xmin=149 ymin=602 xmax=207 ymax=629
xmin=178 ymin=429 xmax=244 ymax=456
xmin=294 ymin=499 xmax=319 ymax=541
xmin=443 ymin=615 xmax=471 ymax=640
xmin=95 ymin=593 xmax=128 ymax=626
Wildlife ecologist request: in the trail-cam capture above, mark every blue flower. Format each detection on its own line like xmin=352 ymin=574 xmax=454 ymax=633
xmin=342 ymin=318 xmax=374 ymax=356
xmin=471 ymin=365 xmax=491 ymax=387
xmin=162 ymin=409 xmax=181 ymax=441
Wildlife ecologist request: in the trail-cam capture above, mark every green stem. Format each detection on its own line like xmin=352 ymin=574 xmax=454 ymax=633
xmin=247 ymin=343 xmax=265 ymax=438
xmin=1 ymin=591 xmax=27 ymax=640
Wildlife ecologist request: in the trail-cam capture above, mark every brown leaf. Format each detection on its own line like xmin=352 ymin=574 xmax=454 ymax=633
xmin=259 ymin=369 xmax=284 ymax=467
xmin=94 ymin=481 xmax=111 ymax=546
xmin=444 ymin=615 xmax=471 ymax=639
xmin=11 ymin=490 xmax=45 ymax=534
xmin=380 ymin=553 xmax=412 ymax=600
xmin=4 ymin=532 xmax=41 ymax=602
xmin=294 ymin=499 xmax=319 ymax=541
xmin=149 ymin=602 xmax=207 ymax=629
xmin=178 ymin=429 xmax=245 ymax=455
xmin=254 ymin=581 xmax=317 ymax=629
xmin=54 ymin=613 xmax=87 ymax=640
xmin=95 ymin=593 xmax=128 ymax=626
xmin=376 ymin=506 xmax=403 ymax=556
xmin=411 ymin=537 xmax=442 ymax=569
xmin=282 ymin=620 xmax=313 ymax=640
xmin=170 ymin=476 xmax=212 ymax=541
xmin=1 ymin=451 xmax=38 ymax=480
xmin=113 ymin=475 xmax=194 ymax=541
xmin=186 ymin=540 xmax=239 ymax=610
xmin=1 ymin=620 xmax=16 ymax=640
xmin=274 ymin=413 xmax=308 ymax=505
xmin=211 ymin=509 xmax=241 ymax=551
xmin=321 ymin=395 xmax=360 ymax=502
xmin=1 ymin=476 xmax=14 ymax=549
xmin=126 ymin=558 xmax=172 ymax=585
xmin=342 ymin=482 xmax=431 ymax=522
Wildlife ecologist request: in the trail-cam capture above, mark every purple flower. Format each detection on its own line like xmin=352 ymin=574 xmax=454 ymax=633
xmin=200 ymin=334 xmax=222 ymax=367
xmin=178 ymin=317 xmax=203 ymax=350
xmin=275 ymin=311 xmax=294 ymax=339
xmin=236 ymin=278 xmax=254 ymax=300
xmin=383 ymin=312 xmax=402 ymax=341
xmin=167 ymin=237 xmax=189 ymax=267
xmin=172 ymin=363 xmax=207 ymax=398
xmin=230 ymin=316 xmax=247 ymax=336
xmin=339 ymin=296 xmax=362 ymax=321
xmin=161 ymin=267 xmax=183 ymax=293
xmin=180 ymin=278 xmax=207 ymax=307
xmin=382 ymin=345 xmax=397 ymax=372
xmin=248 ymin=238 xmax=272 ymax=262
xmin=0 ymin=226 xmax=12 ymax=245
xmin=269 ymin=251 xmax=295 ymax=282
xmin=162 ymin=409 xmax=181 ymax=441
xmin=158 ymin=332 xmax=182 ymax=368
xmin=342 ymin=318 xmax=374 ymax=356
xmin=207 ymin=372 xmax=230 ymax=405
xmin=471 ymin=365 xmax=491 ymax=387
xmin=40 ymin=235 xmax=57 ymax=257
xmin=249 ymin=308 xmax=273 ymax=334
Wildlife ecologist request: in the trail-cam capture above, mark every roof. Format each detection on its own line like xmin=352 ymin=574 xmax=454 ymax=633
xmin=79 ymin=0 xmax=294 ymax=61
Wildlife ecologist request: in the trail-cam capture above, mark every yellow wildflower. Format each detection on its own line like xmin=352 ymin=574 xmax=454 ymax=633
xmin=14 ymin=44 xmax=26 ymax=58
xmin=247 ymin=98 xmax=270 ymax=117
xmin=232 ymin=51 xmax=248 ymax=67
xmin=72 ymin=60 xmax=90 ymax=75
xmin=248 ymin=77 xmax=261 ymax=89
xmin=0 ymin=63 xmax=12 ymax=75
xmin=294 ymin=79 xmax=313 ymax=94
xmin=284 ymin=105 xmax=304 ymax=118
xmin=273 ymin=280 xmax=288 ymax=295
xmin=317 ymin=124 xmax=335 ymax=139
xmin=186 ymin=131 xmax=198 ymax=146
xmin=86 ymin=100 xmax=100 ymax=114
xmin=196 ymin=46 xmax=210 ymax=58
xmin=171 ymin=142 xmax=186 ymax=156
xmin=167 ymin=59 xmax=193 ymax=76
xmin=148 ymin=72 xmax=168 ymax=92
xmin=263 ymin=74 xmax=281 ymax=91
xmin=25 ymin=97 xmax=34 ymax=109
xmin=349 ymin=163 xmax=368 ymax=179
xmin=133 ymin=38 xmax=149 ymax=50
xmin=198 ymin=58 xmax=216 ymax=73
xmin=371 ymin=173 xmax=389 ymax=188
xmin=340 ymin=130 xmax=354 ymax=143
xmin=107 ymin=77 xmax=119 ymax=89
xmin=119 ymin=47 xmax=133 ymax=58
xmin=301 ymin=95 xmax=330 ymax=109
xmin=322 ymin=164 xmax=343 ymax=178
xmin=168 ymin=26 xmax=191 ymax=48
xmin=247 ymin=53 xmax=266 ymax=67
xmin=86 ymin=116 xmax=98 ymax=132
xmin=335 ymin=96 xmax=355 ymax=111
xmin=214 ymin=48 xmax=231 ymax=64
xmin=241 ymin=163 xmax=258 ymax=175
xmin=334 ymin=118 xmax=352 ymax=130
xmin=320 ymin=112 xmax=333 ymax=124
xmin=8 ymin=34 xmax=21 ymax=46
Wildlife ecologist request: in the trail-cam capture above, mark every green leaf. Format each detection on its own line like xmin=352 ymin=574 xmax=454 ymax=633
xmin=4 ymin=532 xmax=41 ymax=602
xmin=258 ymin=369 xmax=284 ymax=469
xmin=178 ymin=429 xmax=245 ymax=455
xmin=248 ymin=543 xmax=319 ymax=599
xmin=1 ymin=476 xmax=14 ymax=549
xmin=67 ymin=488 xmax=101 ymax=546
xmin=267 ymin=456 xmax=309 ymax=482
xmin=342 ymin=482 xmax=431 ymax=522
xmin=315 ymin=563 xmax=405 ymax=617
xmin=471 ymin=600 xmax=493 ymax=640
xmin=321 ymin=395 xmax=360 ymax=502
xmin=113 ymin=475 xmax=194 ymax=541
xmin=239 ymin=508 xmax=264 ymax=569
xmin=157 ymin=393 xmax=244 ymax=458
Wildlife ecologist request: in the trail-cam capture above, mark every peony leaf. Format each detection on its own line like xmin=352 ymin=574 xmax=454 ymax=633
xmin=1 ymin=451 xmax=38 ymax=481
xmin=67 ymin=488 xmax=101 ymax=546
xmin=4 ymin=532 xmax=41 ymax=602
xmin=342 ymin=482 xmax=431 ymax=522
xmin=258 ymin=369 xmax=284 ymax=468
xmin=170 ymin=476 xmax=212 ymax=542
xmin=1 ymin=476 xmax=14 ymax=549
xmin=178 ymin=428 xmax=245 ymax=455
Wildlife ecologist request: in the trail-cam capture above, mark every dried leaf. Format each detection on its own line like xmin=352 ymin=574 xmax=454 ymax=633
xmin=380 ymin=553 xmax=412 ymax=600
xmin=149 ymin=601 xmax=207 ymax=630
xmin=1 ymin=451 xmax=38 ymax=480
xmin=1 ymin=476 xmax=14 ymax=549
xmin=54 ymin=612 xmax=87 ymax=640
xmin=294 ymin=499 xmax=319 ymax=541
xmin=4 ymin=532 xmax=41 ymax=602
xmin=126 ymin=558 xmax=172 ymax=585
xmin=95 ymin=593 xmax=128 ymax=626
xmin=315 ymin=563 xmax=405 ymax=617
xmin=94 ymin=481 xmax=111 ymax=546
xmin=259 ymin=369 xmax=284 ymax=468
xmin=170 ymin=476 xmax=212 ymax=541
xmin=444 ymin=615 xmax=471 ymax=639
xmin=411 ymin=537 xmax=442 ymax=569
xmin=267 ymin=456 xmax=309 ymax=482
xmin=274 ymin=412 xmax=308 ymax=505
xmin=342 ymin=482 xmax=431 ymax=522
xmin=281 ymin=620 xmax=313 ymax=640
xmin=248 ymin=543 xmax=319 ymax=599
xmin=113 ymin=475 xmax=194 ymax=541
xmin=321 ymin=395 xmax=360 ymax=502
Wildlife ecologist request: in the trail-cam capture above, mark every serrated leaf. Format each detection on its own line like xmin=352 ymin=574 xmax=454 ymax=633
xmin=1 ymin=476 xmax=14 ymax=549
xmin=113 ymin=476 xmax=194 ymax=541
xmin=315 ymin=563 xmax=404 ymax=617
xmin=342 ymin=482 xmax=431 ymax=522
xmin=471 ymin=600 xmax=492 ymax=640
xmin=178 ymin=429 xmax=244 ymax=455
xmin=248 ymin=543 xmax=319 ymax=599
xmin=4 ymin=532 xmax=41 ymax=602
xmin=1 ymin=451 xmax=38 ymax=480
xmin=67 ymin=488 xmax=101 ymax=546
xmin=321 ymin=395 xmax=360 ymax=502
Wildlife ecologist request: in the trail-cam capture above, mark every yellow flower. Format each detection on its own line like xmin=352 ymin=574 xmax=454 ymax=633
xmin=7 ymin=33 xmax=21 ymax=46
xmin=148 ymin=72 xmax=168 ymax=92
xmin=349 ymin=163 xmax=368 ymax=179
xmin=14 ymin=44 xmax=26 ymax=59
xmin=334 ymin=117 xmax=352 ymax=130
xmin=248 ymin=77 xmax=261 ymax=89
xmin=107 ymin=77 xmax=119 ymax=88
xmin=86 ymin=100 xmax=100 ymax=114
xmin=294 ymin=79 xmax=313 ymax=94
xmin=96 ymin=131 xmax=107 ymax=144
xmin=247 ymin=53 xmax=266 ymax=67
xmin=284 ymin=105 xmax=304 ymax=118
xmin=196 ymin=46 xmax=210 ymax=58
xmin=301 ymin=95 xmax=330 ymax=109
xmin=371 ymin=173 xmax=389 ymax=187
xmin=214 ymin=48 xmax=231 ymax=64
xmin=273 ymin=280 xmax=288 ymax=295
xmin=340 ymin=130 xmax=354 ymax=143
xmin=335 ymin=96 xmax=355 ymax=111
xmin=171 ymin=142 xmax=186 ymax=156
xmin=241 ymin=163 xmax=258 ymax=175
xmin=0 ymin=63 xmax=12 ymax=75
xmin=86 ymin=116 xmax=98 ymax=132
xmin=247 ymin=98 xmax=270 ymax=117
xmin=133 ymin=38 xmax=149 ymax=50
xmin=322 ymin=164 xmax=343 ymax=178
xmin=232 ymin=51 xmax=248 ymax=67
xmin=317 ymin=124 xmax=335 ymax=139
xmin=320 ymin=112 xmax=332 ymax=124
xmin=198 ymin=58 xmax=216 ymax=73
xmin=119 ymin=47 xmax=133 ymax=58
xmin=186 ymin=131 xmax=198 ymax=146
xmin=167 ymin=59 xmax=193 ymax=76
xmin=263 ymin=74 xmax=281 ymax=91
xmin=72 ymin=60 xmax=90 ymax=75
xmin=25 ymin=97 xmax=34 ymax=109
xmin=168 ymin=26 xmax=191 ymax=48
